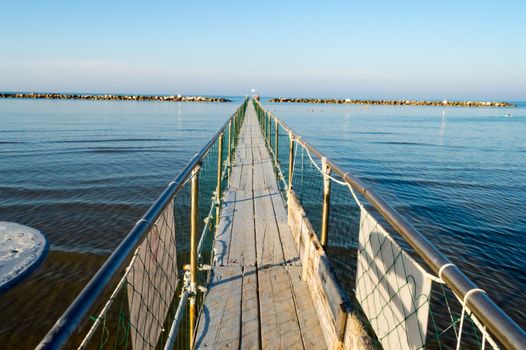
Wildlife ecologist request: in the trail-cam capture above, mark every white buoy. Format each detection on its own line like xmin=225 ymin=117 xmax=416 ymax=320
xmin=0 ymin=222 xmax=48 ymax=291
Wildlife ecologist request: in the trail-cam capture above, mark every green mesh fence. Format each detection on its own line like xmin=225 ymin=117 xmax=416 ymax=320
xmin=253 ymin=100 xmax=503 ymax=350
xmin=291 ymin=145 xmax=324 ymax=236
xmin=62 ymin=98 xmax=248 ymax=350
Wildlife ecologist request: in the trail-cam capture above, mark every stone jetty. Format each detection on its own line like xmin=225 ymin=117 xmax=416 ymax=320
xmin=268 ymin=97 xmax=514 ymax=107
xmin=0 ymin=93 xmax=231 ymax=103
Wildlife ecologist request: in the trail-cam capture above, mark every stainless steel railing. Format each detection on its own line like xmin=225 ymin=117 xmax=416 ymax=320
xmin=253 ymin=98 xmax=526 ymax=350
xmin=37 ymin=98 xmax=248 ymax=350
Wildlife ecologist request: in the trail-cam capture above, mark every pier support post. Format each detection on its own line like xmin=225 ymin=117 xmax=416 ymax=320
xmin=320 ymin=157 xmax=331 ymax=249
xmin=288 ymin=131 xmax=294 ymax=192
xmin=275 ymin=118 xmax=279 ymax=162
xmin=189 ymin=163 xmax=200 ymax=349
xmin=227 ymin=119 xmax=232 ymax=179
xmin=216 ymin=133 xmax=224 ymax=228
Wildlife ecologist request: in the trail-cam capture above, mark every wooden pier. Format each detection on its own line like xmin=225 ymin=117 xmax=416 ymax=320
xmin=38 ymin=98 xmax=526 ymax=350
xmin=194 ymin=103 xmax=328 ymax=349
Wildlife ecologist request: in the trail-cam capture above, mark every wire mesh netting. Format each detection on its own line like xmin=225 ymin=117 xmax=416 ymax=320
xmin=291 ymin=145 xmax=324 ymax=236
xmin=276 ymin=123 xmax=291 ymax=191
xmin=59 ymin=99 xmax=248 ymax=350
xmin=253 ymin=100 xmax=503 ymax=350
xmin=75 ymin=190 xmax=191 ymax=350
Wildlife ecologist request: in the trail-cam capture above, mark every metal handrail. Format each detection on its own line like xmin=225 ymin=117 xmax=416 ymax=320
xmin=254 ymin=99 xmax=526 ymax=350
xmin=37 ymin=98 xmax=248 ymax=350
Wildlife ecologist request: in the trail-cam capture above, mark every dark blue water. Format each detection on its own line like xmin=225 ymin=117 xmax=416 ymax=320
xmin=263 ymin=101 xmax=526 ymax=329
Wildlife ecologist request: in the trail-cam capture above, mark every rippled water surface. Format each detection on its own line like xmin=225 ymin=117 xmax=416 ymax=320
xmin=0 ymin=98 xmax=525 ymax=348
xmin=263 ymin=101 xmax=526 ymax=329
xmin=0 ymin=98 xmax=241 ymax=348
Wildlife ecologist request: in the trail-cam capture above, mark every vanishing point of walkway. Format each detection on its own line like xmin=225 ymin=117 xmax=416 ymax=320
xmin=194 ymin=103 xmax=327 ymax=349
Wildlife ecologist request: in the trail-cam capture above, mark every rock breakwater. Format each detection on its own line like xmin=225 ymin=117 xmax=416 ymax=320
xmin=268 ymin=97 xmax=514 ymax=107
xmin=0 ymin=93 xmax=231 ymax=103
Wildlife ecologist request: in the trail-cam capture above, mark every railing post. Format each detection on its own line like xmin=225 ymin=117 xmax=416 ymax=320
xmin=216 ymin=133 xmax=224 ymax=228
xmin=227 ymin=119 xmax=232 ymax=179
xmin=274 ymin=118 xmax=279 ymax=162
xmin=189 ymin=163 xmax=200 ymax=349
xmin=236 ymin=111 xmax=240 ymax=135
xmin=233 ymin=112 xmax=237 ymax=141
xmin=288 ymin=131 xmax=294 ymax=192
xmin=320 ymin=157 xmax=331 ymax=249
xmin=264 ymin=112 xmax=267 ymax=139
xmin=267 ymin=112 xmax=272 ymax=147
xmin=267 ymin=112 xmax=271 ymax=145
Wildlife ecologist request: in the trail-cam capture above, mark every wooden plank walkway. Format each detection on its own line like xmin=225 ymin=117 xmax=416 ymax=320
xmin=195 ymin=102 xmax=327 ymax=349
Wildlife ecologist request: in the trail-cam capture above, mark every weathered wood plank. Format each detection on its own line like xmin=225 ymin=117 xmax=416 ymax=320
xmin=253 ymin=189 xmax=284 ymax=267
xmin=194 ymin=266 xmax=243 ymax=349
xmin=270 ymin=191 xmax=299 ymax=265
xmin=214 ymin=190 xmax=236 ymax=266
xmin=252 ymin=145 xmax=267 ymax=191
xmin=259 ymin=146 xmax=300 ymax=266
xmin=241 ymin=266 xmax=260 ymax=350
xmin=257 ymin=265 xmax=304 ymax=350
xmin=254 ymin=135 xmax=299 ymax=264
xmin=255 ymin=192 xmax=288 ymax=266
xmin=253 ymin=129 xmax=302 ymax=267
xmin=228 ymin=163 xmax=256 ymax=266
xmin=228 ymin=122 xmax=256 ymax=265
xmin=251 ymin=118 xmax=285 ymax=267
xmin=288 ymin=266 xmax=327 ymax=349
xmin=230 ymin=161 xmax=243 ymax=192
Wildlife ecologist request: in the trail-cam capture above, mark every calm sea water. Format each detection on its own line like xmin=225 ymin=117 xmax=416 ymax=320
xmin=0 ymin=98 xmax=242 ymax=348
xmin=0 ymin=98 xmax=524 ymax=347
xmin=262 ymin=101 xmax=526 ymax=328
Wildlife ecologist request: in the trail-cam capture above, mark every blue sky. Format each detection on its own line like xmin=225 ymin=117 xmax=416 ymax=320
xmin=1 ymin=0 xmax=525 ymax=100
